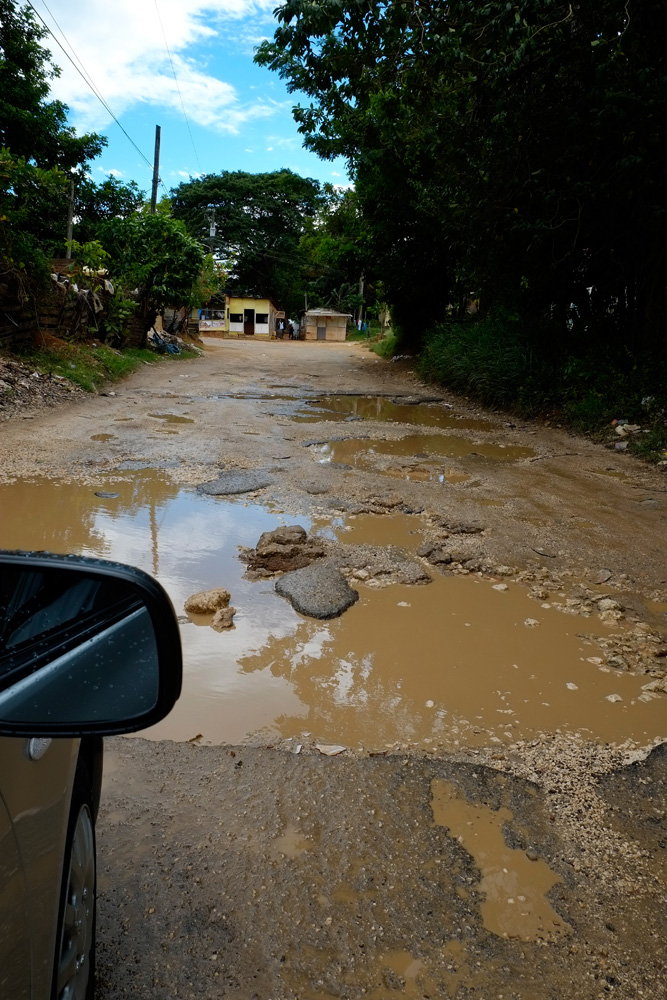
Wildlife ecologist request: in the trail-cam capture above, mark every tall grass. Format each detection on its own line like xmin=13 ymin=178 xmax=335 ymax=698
xmin=417 ymin=318 xmax=552 ymax=411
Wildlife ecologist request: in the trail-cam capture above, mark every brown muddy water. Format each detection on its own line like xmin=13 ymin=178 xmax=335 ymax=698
xmin=431 ymin=779 xmax=570 ymax=941
xmin=309 ymin=434 xmax=534 ymax=484
xmin=291 ymin=395 xmax=500 ymax=432
xmin=0 ymin=472 xmax=664 ymax=752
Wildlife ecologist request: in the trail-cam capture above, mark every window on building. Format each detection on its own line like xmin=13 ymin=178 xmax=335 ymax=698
xmin=229 ymin=313 xmax=243 ymax=323
xmin=255 ymin=313 xmax=268 ymax=324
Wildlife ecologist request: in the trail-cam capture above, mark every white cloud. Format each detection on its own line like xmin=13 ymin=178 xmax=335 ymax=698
xmin=331 ymin=171 xmax=341 ymax=177
xmin=37 ymin=0 xmax=279 ymax=134
xmin=97 ymin=166 xmax=124 ymax=177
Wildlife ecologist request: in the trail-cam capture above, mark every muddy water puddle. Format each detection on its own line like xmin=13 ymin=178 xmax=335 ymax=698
xmin=148 ymin=412 xmax=195 ymax=424
xmin=0 ymin=475 xmax=663 ymax=750
xmin=310 ymin=434 xmax=534 ymax=484
xmin=292 ymin=395 xmax=499 ymax=433
xmin=431 ymin=780 xmax=570 ymax=941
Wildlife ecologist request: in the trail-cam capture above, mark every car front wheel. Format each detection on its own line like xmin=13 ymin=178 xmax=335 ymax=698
xmin=54 ymin=767 xmax=96 ymax=1000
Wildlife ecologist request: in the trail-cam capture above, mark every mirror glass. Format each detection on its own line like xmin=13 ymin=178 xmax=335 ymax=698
xmin=0 ymin=564 xmax=160 ymax=727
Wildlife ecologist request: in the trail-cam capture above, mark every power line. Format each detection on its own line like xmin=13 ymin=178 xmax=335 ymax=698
xmin=28 ymin=1 xmax=169 ymax=197
xmin=153 ymin=0 xmax=203 ymax=175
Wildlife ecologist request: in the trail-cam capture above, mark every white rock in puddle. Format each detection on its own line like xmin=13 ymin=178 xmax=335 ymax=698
xmin=605 ymin=693 xmax=623 ymax=703
xmin=597 ymin=598 xmax=622 ymax=612
xmin=524 ymin=618 xmax=540 ymax=627
xmin=599 ymin=609 xmax=623 ymax=623
xmin=642 ymin=678 xmax=667 ymax=694
xmin=425 ymin=700 xmax=435 ymax=708
xmin=566 ymin=682 xmax=579 ymax=691
xmin=492 ymin=583 xmax=509 ymax=592
xmin=315 ymin=744 xmax=347 ymax=756
xmin=397 ymin=601 xmax=411 ymax=607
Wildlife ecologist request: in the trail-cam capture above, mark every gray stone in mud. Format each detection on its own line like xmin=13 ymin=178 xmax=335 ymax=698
xmin=276 ymin=559 xmax=359 ymax=619
xmin=197 ymin=469 xmax=273 ymax=495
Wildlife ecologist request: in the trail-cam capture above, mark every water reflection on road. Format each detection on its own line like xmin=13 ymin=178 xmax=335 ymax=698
xmin=0 ymin=471 xmax=664 ymax=750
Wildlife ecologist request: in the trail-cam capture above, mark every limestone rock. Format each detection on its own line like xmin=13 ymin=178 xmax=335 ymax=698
xmin=184 ymin=588 xmax=231 ymax=615
xmin=210 ymin=607 xmax=236 ymax=631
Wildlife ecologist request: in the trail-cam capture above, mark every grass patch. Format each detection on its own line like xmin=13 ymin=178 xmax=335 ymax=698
xmin=369 ymin=332 xmax=399 ymax=359
xmin=19 ymin=340 xmax=196 ymax=392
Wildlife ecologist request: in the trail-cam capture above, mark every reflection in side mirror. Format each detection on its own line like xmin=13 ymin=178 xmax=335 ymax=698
xmin=0 ymin=552 xmax=182 ymax=737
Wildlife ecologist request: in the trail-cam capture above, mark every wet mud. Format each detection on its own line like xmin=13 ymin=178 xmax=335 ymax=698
xmin=1 ymin=339 xmax=666 ymax=999
xmin=0 ymin=473 xmax=664 ymax=753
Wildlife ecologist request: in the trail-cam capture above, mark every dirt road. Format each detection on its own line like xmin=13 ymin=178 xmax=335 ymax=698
xmin=1 ymin=338 xmax=666 ymax=998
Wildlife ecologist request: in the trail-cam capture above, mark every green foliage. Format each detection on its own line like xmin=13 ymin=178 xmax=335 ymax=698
xmin=0 ymin=147 xmax=68 ymax=275
xmin=257 ymin=1 xmax=667 ymax=348
xmin=98 ymin=213 xmax=205 ymax=334
xmin=417 ymin=317 xmax=554 ymax=411
xmin=171 ymin=169 xmax=323 ymax=314
xmin=369 ymin=333 xmax=399 ymax=359
xmin=64 ymin=239 xmax=109 ymax=272
xmin=0 ymin=0 xmax=104 ymax=171
xmin=24 ymin=341 xmax=191 ymax=392
xmin=189 ymin=253 xmax=227 ymax=308
xmin=0 ymin=1 xmax=105 ymax=267
xmin=100 ymin=290 xmax=137 ymax=347
xmin=73 ymin=176 xmax=145 ymax=244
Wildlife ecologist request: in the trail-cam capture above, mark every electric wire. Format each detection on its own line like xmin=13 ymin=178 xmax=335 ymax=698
xmin=153 ymin=0 xmax=203 ymax=175
xmin=28 ymin=1 xmax=169 ymax=197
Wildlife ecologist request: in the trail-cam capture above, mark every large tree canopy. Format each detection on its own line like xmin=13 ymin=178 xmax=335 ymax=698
xmin=256 ymin=1 xmax=667 ymax=345
xmin=0 ymin=0 xmax=103 ymax=170
xmin=0 ymin=0 xmax=106 ymax=270
xmin=171 ymin=169 xmax=324 ymax=312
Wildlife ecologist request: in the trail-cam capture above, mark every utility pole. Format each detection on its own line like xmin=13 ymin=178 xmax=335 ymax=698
xmin=150 ymin=125 xmax=161 ymax=214
xmin=206 ymin=208 xmax=216 ymax=254
xmin=65 ymin=179 xmax=75 ymax=257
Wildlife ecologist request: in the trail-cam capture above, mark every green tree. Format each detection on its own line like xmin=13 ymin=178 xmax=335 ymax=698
xmin=0 ymin=0 xmax=106 ymax=269
xmin=171 ymin=169 xmax=323 ymax=314
xmin=299 ymin=186 xmax=374 ymax=315
xmin=0 ymin=0 xmax=103 ymax=169
xmin=73 ymin=176 xmax=145 ymax=244
xmin=98 ymin=213 xmax=205 ymax=341
xmin=256 ymin=1 xmax=667 ymax=347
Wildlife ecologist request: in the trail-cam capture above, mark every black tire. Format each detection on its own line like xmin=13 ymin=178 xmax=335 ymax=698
xmin=52 ymin=759 xmax=97 ymax=1000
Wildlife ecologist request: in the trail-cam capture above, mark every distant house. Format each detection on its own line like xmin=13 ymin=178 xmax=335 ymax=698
xmin=198 ymin=295 xmax=281 ymax=339
xmin=300 ymin=308 xmax=352 ymax=342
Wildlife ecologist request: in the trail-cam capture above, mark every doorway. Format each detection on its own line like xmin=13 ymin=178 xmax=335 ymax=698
xmin=244 ymin=309 xmax=255 ymax=335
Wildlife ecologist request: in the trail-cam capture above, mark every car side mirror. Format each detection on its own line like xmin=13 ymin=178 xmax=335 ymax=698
xmin=0 ymin=551 xmax=182 ymax=737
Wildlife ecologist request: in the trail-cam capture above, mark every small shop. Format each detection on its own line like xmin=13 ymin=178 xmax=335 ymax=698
xmin=300 ymin=308 xmax=352 ymax=342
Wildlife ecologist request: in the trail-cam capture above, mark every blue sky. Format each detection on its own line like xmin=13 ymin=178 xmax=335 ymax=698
xmin=35 ymin=0 xmax=350 ymax=196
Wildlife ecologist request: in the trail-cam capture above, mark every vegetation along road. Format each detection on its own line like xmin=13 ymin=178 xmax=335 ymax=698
xmin=1 ymin=338 xmax=666 ymax=999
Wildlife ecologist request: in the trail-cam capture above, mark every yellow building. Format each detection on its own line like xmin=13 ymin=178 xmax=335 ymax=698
xmin=198 ymin=296 xmax=281 ymax=339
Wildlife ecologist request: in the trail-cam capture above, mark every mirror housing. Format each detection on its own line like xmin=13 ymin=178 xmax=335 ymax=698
xmin=0 ymin=551 xmax=182 ymax=737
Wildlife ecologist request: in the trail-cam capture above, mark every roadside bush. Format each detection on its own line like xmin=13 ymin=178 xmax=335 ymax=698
xmin=417 ymin=316 xmax=554 ymax=411
xmin=369 ymin=332 xmax=399 ymax=358
xmin=414 ymin=314 xmax=667 ymax=460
